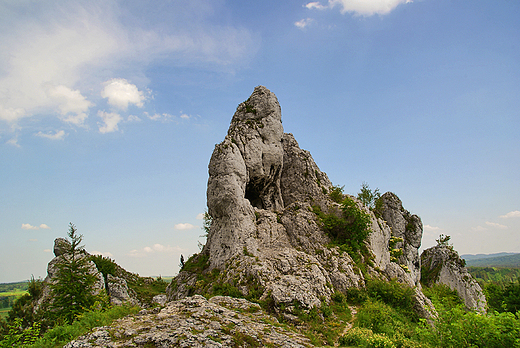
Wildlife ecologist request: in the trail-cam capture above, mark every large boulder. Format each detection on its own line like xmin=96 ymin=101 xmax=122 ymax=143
xmin=421 ymin=245 xmax=487 ymax=312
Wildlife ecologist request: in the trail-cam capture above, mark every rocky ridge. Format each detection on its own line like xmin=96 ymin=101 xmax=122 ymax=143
xmin=65 ymin=295 xmax=311 ymax=348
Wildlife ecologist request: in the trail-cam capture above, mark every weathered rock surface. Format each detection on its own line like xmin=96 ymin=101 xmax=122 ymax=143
xmin=377 ymin=192 xmax=423 ymax=285
xmin=421 ymin=245 xmax=487 ymax=312
xmin=167 ymin=86 xmax=435 ymax=320
xmin=64 ymin=295 xmax=312 ymax=348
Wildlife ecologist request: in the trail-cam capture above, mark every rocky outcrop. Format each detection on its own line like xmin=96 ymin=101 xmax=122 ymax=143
xmin=65 ymin=295 xmax=312 ymax=348
xmin=35 ymin=239 xmax=142 ymax=313
xmin=106 ymin=274 xmax=138 ymax=307
xmin=421 ymin=245 xmax=487 ymax=312
xmin=377 ymin=192 xmax=423 ymax=285
xmin=167 ymin=86 xmax=435 ymax=320
xmin=34 ymin=239 xmax=105 ymax=313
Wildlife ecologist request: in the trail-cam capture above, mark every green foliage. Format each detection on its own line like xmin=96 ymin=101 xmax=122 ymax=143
xmin=468 ymin=267 xmax=520 ymax=287
xmin=90 ymin=255 xmax=117 ymax=279
xmin=201 ymin=211 xmax=212 ymax=237
xmin=357 ymin=182 xmax=381 ymax=209
xmin=416 ymin=305 xmax=520 ymax=348
xmin=0 ymin=318 xmax=40 ymax=348
xmin=181 ymin=253 xmax=209 ymax=273
xmin=436 ymin=234 xmax=451 ymax=247
xmin=312 ymin=196 xmax=372 ymax=261
xmin=19 ymin=304 xmax=139 ymax=348
xmin=422 ymin=283 xmax=462 ymax=310
xmin=289 ymin=296 xmax=352 ymax=346
xmin=329 ymin=185 xmax=345 ymax=203
xmin=50 ymin=223 xmax=102 ymax=324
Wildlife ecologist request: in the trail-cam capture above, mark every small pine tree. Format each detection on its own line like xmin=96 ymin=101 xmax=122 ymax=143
xmin=49 ymin=223 xmax=100 ymax=324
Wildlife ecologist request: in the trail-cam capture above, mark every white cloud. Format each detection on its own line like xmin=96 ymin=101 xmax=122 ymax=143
xmin=127 ymin=243 xmax=182 ymax=257
xmin=485 ymin=221 xmax=508 ymax=230
xmin=97 ymin=110 xmax=122 ymax=134
xmin=307 ymin=0 xmax=413 ymax=16
xmin=295 ymin=18 xmax=315 ymax=30
xmin=471 ymin=225 xmax=487 ymax=232
xmin=101 ymin=78 xmax=146 ymax=110
xmin=0 ymin=1 xmax=256 ymax=135
xmin=127 ymin=115 xmax=141 ymax=122
xmin=6 ymin=137 xmax=20 ymax=147
xmin=305 ymin=2 xmax=327 ymax=10
xmin=35 ymin=130 xmax=66 ymax=140
xmin=196 ymin=213 xmax=205 ymax=220
xmin=22 ymin=223 xmax=50 ymax=230
xmin=175 ymin=223 xmax=197 ymax=230
xmin=500 ymin=211 xmax=520 ymax=219
xmin=423 ymin=225 xmax=441 ymax=232
xmin=46 ymin=85 xmax=92 ymax=125
xmin=180 ymin=114 xmax=191 ymax=120
xmin=22 ymin=223 xmax=39 ymax=230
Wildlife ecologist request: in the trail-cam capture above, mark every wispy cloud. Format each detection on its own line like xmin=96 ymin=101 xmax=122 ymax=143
xmin=22 ymin=223 xmax=51 ymax=230
xmin=500 ymin=210 xmax=520 ymax=219
xmin=305 ymin=2 xmax=327 ymax=10
xmin=306 ymin=0 xmax=413 ymax=16
xmin=35 ymin=130 xmax=66 ymax=140
xmin=127 ymin=243 xmax=182 ymax=257
xmin=174 ymin=223 xmax=197 ymax=230
xmin=0 ymin=0 xmax=256 ymax=138
xmin=423 ymin=225 xmax=441 ymax=232
xmin=485 ymin=221 xmax=508 ymax=230
xmin=196 ymin=213 xmax=205 ymax=220
xmin=97 ymin=111 xmax=122 ymax=134
xmin=295 ymin=18 xmax=315 ymax=30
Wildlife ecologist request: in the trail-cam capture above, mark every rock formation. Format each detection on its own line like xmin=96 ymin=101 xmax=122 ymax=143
xmin=377 ymin=192 xmax=423 ymax=285
xmin=35 ymin=238 xmax=141 ymax=313
xmin=421 ymin=245 xmax=487 ymax=312
xmin=167 ymin=86 xmax=435 ymax=320
xmin=65 ymin=295 xmax=312 ymax=348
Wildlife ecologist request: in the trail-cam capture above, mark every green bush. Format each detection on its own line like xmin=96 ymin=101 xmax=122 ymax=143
xmin=312 ymin=196 xmax=371 ymax=261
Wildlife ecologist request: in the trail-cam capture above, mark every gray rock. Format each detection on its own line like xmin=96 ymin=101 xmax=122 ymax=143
xmin=53 ymin=237 xmax=71 ymax=257
xmin=421 ymin=245 xmax=487 ymax=312
xmin=378 ymin=192 xmax=423 ymax=285
xmin=65 ymin=295 xmax=312 ymax=348
xmin=167 ymin=86 xmax=436 ymax=321
xmin=106 ymin=274 xmax=138 ymax=306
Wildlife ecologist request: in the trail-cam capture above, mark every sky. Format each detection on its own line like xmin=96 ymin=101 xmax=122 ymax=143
xmin=1 ymin=0 xmax=519 ymax=283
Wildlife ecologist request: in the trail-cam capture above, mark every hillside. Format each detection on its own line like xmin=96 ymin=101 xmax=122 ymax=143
xmin=462 ymin=253 xmax=520 ymax=268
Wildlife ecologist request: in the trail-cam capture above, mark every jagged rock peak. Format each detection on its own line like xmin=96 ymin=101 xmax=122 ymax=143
xmin=168 ymin=86 xmax=436 ymax=321
xmin=421 ymin=245 xmax=487 ymax=312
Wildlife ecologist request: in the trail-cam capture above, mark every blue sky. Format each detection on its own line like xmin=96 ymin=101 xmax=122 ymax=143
xmin=1 ymin=0 xmax=519 ymax=283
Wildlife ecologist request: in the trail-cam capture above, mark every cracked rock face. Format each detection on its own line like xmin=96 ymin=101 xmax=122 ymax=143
xmin=421 ymin=245 xmax=487 ymax=312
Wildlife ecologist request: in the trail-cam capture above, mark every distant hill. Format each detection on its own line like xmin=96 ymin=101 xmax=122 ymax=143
xmin=462 ymin=253 xmax=520 ymax=268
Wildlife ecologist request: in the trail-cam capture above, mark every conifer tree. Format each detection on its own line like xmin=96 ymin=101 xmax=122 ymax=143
xmin=49 ymin=223 xmax=99 ymax=324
